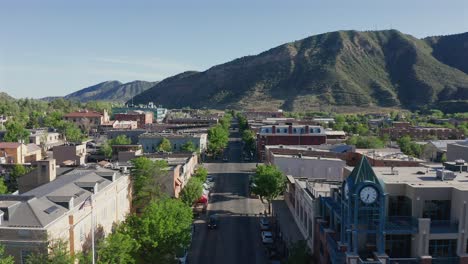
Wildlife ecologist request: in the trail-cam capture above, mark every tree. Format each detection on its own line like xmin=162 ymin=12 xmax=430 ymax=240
xmin=9 ymin=164 xmax=30 ymax=192
xmin=97 ymin=225 xmax=139 ymax=264
xmin=0 ymin=178 xmax=8 ymax=194
xmin=25 ymin=239 xmax=74 ymax=264
xmin=100 ymin=141 xmax=113 ymax=159
xmin=397 ymin=135 xmax=421 ymax=157
xmin=157 ymin=138 xmax=172 ymax=152
xmin=251 ymin=165 xmax=286 ymax=214
xmin=346 ymin=136 xmax=385 ymax=149
xmin=111 ymin=135 xmax=131 ymax=145
xmin=180 ymin=177 xmax=203 ymax=206
xmin=128 ymin=199 xmax=193 ymax=263
xmin=286 ymin=240 xmax=311 ymax=264
xmin=61 ymin=122 xmax=84 ymax=143
xmin=0 ymin=243 xmax=14 ymax=264
xmin=192 ymin=166 xmax=208 ymax=182
xmin=207 ymin=124 xmax=229 ymax=156
xmin=130 ymin=157 xmax=168 ymax=210
xmin=181 ymin=141 xmax=197 ymax=152
xmin=4 ymin=121 xmax=29 ymax=143
xmin=242 ymin=130 xmax=256 ymax=153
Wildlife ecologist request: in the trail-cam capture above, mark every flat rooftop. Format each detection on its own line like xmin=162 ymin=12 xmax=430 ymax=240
xmin=372 ymin=166 xmax=468 ymax=190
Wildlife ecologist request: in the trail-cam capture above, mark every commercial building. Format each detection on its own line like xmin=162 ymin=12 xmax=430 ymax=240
xmin=139 ymin=133 xmax=207 ymax=153
xmin=316 ymin=157 xmax=468 ymax=264
xmin=419 ymin=140 xmax=463 ymax=162
xmin=29 ymin=129 xmax=63 ymax=150
xmin=114 ymin=111 xmax=153 ymax=128
xmin=447 ymin=140 xmax=468 ymax=162
xmin=112 ymin=104 xmax=167 ymax=123
xmin=0 ymin=165 xmax=131 ymax=263
xmin=256 ymin=125 xmax=327 ymax=161
xmin=100 ymin=120 xmax=138 ymax=131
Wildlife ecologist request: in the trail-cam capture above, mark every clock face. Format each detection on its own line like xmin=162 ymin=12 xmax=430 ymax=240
xmin=359 ymin=186 xmax=378 ymax=204
xmin=344 ymin=182 xmax=349 ymax=199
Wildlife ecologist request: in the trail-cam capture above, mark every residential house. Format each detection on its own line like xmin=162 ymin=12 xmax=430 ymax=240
xmin=0 ymin=142 xmax=42 ymax=164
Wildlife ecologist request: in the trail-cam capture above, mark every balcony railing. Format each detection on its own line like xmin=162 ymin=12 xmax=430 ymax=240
xmin=430 ymin=220 xmax=459 ymax=233
xmin=326 ymin=233 xmax=345 ymax=264
xmin=385 ymin=216 xmax=419 ymax=234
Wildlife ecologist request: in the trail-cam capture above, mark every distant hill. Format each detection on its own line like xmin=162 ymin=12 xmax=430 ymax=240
xmin=64 ymin=80 xmax=157 ymax=102
xmin=130 ymin=30 xmax=468 ymax=112
xmin=0 ymin=92 xmax=14 ymax=102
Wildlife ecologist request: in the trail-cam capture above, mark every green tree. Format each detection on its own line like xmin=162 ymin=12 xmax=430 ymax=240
xmin=157 ymin=138 xmax=172 ymax=152
xmin=251 ymin=165 xmax=286 ymax=214
xmin=193 ymin=166 xmax=208 ymax=182
xmin=0 ymin=178 xmax=8 ymax=194
xmin=9 ymin=164 xmax=31 ymax=192
xmin=111 ymin=135 xmax=132 ymax=145
xmin=4 ymin=121 xmax=29 ymax=143
xmin=100 ymin=141 xmax=113 ymax=159
xmin=60 ymin=122 xmax=84 ymax=143
xmin=286 ymin=240 xmax=311 ymax=264
xmin=97 ymin=225 xmax=139 ymax=264
xmin=130 ymin=157 xmax=168 ymax=210
xmin=25 ymin=239 xmax=74 ymax=264
xmin=242 ymin=129 xmax=256 ymax=153
xmin=0 ymin=243 xmax=14 ymax=264
xmin=180 ymin=177 xmax=203 ymax=206
xmin=207 ymin=124 xmax=229 ymax=156
xmin=181 ymin=141 xmax=197 ymax=152
xmin=128 ymin=199 xmax=193 ymax=263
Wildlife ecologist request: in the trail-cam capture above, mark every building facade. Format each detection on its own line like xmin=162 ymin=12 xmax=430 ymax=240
xmin=63 ymin=110 xmax=109 ymax=132
xmin=256 ymin=125 xmax=327 ymax=161
xmin=52 ymin=144 xmax=86 ymax=166
xmin=114 ymin=111 xmax=153 ymax=128
xmin=0 ymin=167 xmax=131 ymax=263
xmin=447 ymin=140 xmax=468 ymax=162
xmin=316 ymin=157 xmax=468 ymax=264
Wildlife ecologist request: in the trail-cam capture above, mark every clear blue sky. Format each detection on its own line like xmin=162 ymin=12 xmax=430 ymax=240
xmin=1 ymin=0 xmax=467 ymax=98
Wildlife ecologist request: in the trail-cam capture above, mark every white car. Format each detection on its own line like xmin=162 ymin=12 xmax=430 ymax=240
xmin=261 ymin=231 xmax=274 ymax=244
xmin=260 ymin=218 xmax=270 ymax=230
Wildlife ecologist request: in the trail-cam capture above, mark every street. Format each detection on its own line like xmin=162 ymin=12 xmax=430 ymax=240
xmin=188 ymin=124 xmax=268 ymax=264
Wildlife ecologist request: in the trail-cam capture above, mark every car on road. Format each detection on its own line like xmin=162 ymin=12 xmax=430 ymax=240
xmin=207 ymin=214 xmax=218 ymax=229
xmin=261 ymin=231 xmax=274 ymax=244
xmin=260 ymin=218 xmax=270 ymax=230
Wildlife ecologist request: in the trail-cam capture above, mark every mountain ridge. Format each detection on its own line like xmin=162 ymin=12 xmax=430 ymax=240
xmin=130 ymin=29 xmax=468 ymax=112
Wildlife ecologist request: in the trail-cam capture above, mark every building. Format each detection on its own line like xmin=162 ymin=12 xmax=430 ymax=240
xmin=100 ymin=120 xmax=138 ymax=131
xmin=447 ymin=140 xmax=468 ymax=162
xmin=316 ymin=157 xmax=468 ymax=263
xmin=107 ymin=129 xmax=147 ymax=145
xmin=419 ymin=140 xmax=463 ymax=162
xmin=242 ymin=111 xmax=284 ymax=120
xmin=270 ymin=153 xmax=345 ymax=181
xmin=256 ymin=125 xmax=327 ymax=161
xmin=325 ymin=130 xmax=347 ymax=144
xmin=111 ymin=145 xmax=142 ymax=163
xmin=112 ymin=104 xmax=167 ymax=123
xmin=52 ymin=143 xmax=86 ymax=166
xmin=0 ymin=142 xmax=42 ymax=164
xmin=139 ymin=133 xmax=207 ymax=153
xmin=29 ymin=129 xmax=63 ymax=150
xmin=63 ymin=110 xmax=110 ymax=132
xmin=380 ymin=123 xmax=464 ymax=140
xmin=0 ymin=165 xmax=131 ymax=263
xmin=114 ymin=111 xmax=154 ymax=128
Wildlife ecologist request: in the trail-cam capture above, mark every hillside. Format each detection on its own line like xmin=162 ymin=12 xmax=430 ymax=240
xmin=130 ymin=30 xmax=468 ymax=112
xmin=65 ymin=80 xmax=157 ymax=102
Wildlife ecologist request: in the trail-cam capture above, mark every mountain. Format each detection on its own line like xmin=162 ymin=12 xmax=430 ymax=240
xmin=64 ymin=80 xmax=157 ymax=102
xmin=130 ymin=30 xmax=468 ymax=112
xmin=0 ymin=92 xmax=14 ymax=102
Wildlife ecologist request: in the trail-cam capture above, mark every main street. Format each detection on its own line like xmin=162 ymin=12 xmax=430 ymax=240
xmin=188 ymin=123 xmax=268 ymax=264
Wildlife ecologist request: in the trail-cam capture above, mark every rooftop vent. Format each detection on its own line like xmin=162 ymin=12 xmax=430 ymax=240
xmin=455 ymin=159 xmax=466 ymax=165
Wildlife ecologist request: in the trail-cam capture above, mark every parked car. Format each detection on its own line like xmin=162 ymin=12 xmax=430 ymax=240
xmin=260 ymin=218 xmax=270 ymax=230
xmin=206 ymin=176 xmax=214 ymax=182
xmin=208 ymin=214 xmax=218 ymax=229
xmin=261 ymin=231 xmax=274 ymax=244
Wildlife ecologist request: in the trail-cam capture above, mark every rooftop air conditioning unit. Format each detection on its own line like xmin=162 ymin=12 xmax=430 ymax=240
xmin=436 ymin=169 xmax=456 ymax=181
xmin=455 ymin=159 xmax=466 ymax=165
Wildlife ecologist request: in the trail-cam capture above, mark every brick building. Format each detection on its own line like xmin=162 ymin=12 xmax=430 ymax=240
xmin=256 ymin=125 xmax=327 ymax=161
xmin=380 ymin=122 xmax=464 ymax=140
xmin=114 ymin=110 xmax=153 ymax=128
xmin=63 ymin=110 xmax=109 ymax=132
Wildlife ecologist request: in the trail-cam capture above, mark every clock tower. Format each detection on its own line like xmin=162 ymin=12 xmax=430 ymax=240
xmin=341 ymin=156 xmax=387 ymax=261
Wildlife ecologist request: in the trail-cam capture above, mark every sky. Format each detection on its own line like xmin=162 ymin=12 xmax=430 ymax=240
xmin=1 ymin=0 xmax=467 ymax=98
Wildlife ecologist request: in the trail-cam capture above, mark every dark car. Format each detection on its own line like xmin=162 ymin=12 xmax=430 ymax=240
xmin=207 ymin=215 xmax=218 ymax=229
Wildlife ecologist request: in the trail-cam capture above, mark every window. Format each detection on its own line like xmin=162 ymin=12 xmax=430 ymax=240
xmin=429 ymin=239 xmax=457 ymax=257
xmin=385 ymin=235 xmax=411 ymax=258
xmin=388 ymin=196 xmax=412 ymax=216
xmin=423 ymin=200 xmax=451 ymax=220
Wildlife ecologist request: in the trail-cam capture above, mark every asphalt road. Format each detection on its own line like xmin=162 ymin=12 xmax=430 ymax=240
xmin=188 ymin=125 xmax=268 ymax=264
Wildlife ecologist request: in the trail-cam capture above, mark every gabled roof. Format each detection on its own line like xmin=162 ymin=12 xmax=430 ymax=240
xmin=346 ymin=156 xmax=381 ymax=187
